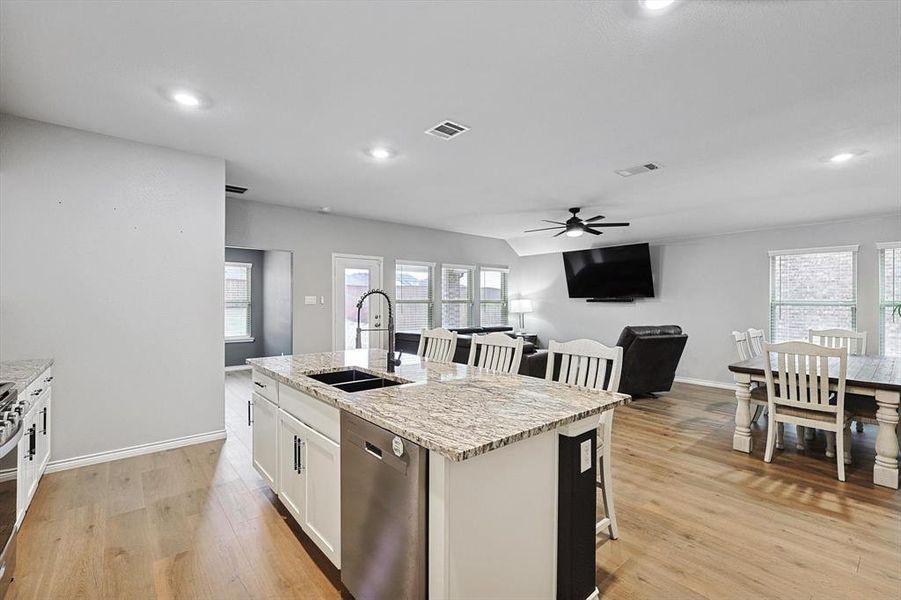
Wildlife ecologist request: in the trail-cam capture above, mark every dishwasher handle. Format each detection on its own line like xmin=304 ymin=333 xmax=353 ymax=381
xmin=364 ymin=441 xmax=383 ymax=460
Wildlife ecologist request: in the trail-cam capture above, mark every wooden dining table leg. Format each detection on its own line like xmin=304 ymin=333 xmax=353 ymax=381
xmin=873 ymin=389 xmax=900 ymax=489
xmin=733 ymin=373 xmax=753 ymax=453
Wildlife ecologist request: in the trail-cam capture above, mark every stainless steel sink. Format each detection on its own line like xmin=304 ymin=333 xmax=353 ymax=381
xmin=307 ymin=368 xmax=408 ymax=393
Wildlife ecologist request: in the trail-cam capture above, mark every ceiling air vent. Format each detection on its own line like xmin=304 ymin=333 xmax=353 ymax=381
xmin=425 ymin=120 xmax=470 ymax=140
xmin=225 ymin=184 xmax=248 ymax=194
xmin=615 ymin=162 xmax=663 ymax=177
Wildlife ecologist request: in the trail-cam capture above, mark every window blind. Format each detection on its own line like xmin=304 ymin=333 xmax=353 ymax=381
xmin=878 ymin=243 xmax=901 ymax=356
xmin=768 ymin=246 xmax=857 ymax=343
xmin=225 ymin=262 xmax=252 ymax=339
xmin=395 ymin=262 xmax=434 ymax=332
xmin=479 ymin=267 xmax=509 ymax=327
xmin=441 ymin=265 xmax=473 ymax=328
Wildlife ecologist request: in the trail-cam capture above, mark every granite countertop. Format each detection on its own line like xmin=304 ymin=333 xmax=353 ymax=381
xmin=0 ymin=358 xmax=54 ymax=394
xmin=247 ymin=349 xmax=630 ymax=462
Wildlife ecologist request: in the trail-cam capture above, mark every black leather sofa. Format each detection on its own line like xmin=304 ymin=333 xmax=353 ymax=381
xmin=395 ymin=327 xmax=546 ymax=377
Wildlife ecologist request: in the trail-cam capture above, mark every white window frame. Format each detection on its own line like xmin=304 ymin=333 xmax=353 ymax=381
xmin=225 ymin=261 xmax=254 ymax=343
xmin=440 ymin=263 xmax=475 ymax=329
xmin=768 ymin=245 xmax=859 ymax=343
xmin=478 ymin=265 xmax=510 ymax=328
xmin=878 ymin=241 xmax=901 ymax=355
xmin=394 ymin=260 xmax=435 ymax=332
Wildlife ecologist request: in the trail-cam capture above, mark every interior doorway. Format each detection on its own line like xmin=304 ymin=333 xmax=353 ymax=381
xmin=332 ymin=254 xmax=384 ymax=351
xmin=224 ymin=246 xmax=293 ymax=369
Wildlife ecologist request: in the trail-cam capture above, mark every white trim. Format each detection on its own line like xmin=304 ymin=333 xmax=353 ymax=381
xmin=225 ymin=337 xmax=255 ymax=344
xmin=767 ymin=244 xmax=859 ymax=257
xmin=441 ymin=262 xmax=476 ymax=270
xmin=225 ymin=364 xmax=252 ymax=372
xmin=396 ymin=258 xmax=436 ymax=267
xmin=332 ymin=252 xmax=384 ymax=263
xmin=877 ymin=241 xmax=901 ymax=250
xmin=225 ymin=261 xmax=253 ymax=270
xmin=479 ymin=264 xmax=510 ymax=273
xmin=673 ymin=376 xmax=737 ymax=391
xmin=45 ymin=429 xmax=227 ymax=474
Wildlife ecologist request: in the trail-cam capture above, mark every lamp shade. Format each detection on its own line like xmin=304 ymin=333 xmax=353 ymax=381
xmin=509 ymin=298 xmax=533 ymax=314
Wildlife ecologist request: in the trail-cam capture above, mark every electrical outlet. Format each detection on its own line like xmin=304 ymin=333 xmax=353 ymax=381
xmin=580 ymin=439 xmax=591 ymax=473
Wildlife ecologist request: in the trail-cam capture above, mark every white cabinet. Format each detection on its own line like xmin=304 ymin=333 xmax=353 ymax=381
xmin=17 ymin=366 xmax=53 ymax=524
xmin=297 ymin=419 xmax=341 ymax=567
xmin=251 ymin=392 xmax=279 ymax=491
xmin=277 ymin=410 xmax=306 ymax=523
xmin=277 ymin=408 xmax=342 ymax=568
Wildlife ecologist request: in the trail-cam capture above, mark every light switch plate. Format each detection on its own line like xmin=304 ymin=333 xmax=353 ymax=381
xmin=304 ymin=295 xmax=317 ymax=305
xmin=580 ymin=439 xmax=591 ymax=473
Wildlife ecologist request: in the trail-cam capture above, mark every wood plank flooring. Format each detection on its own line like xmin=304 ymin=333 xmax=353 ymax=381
xmin=8 ymin=372 xmax=900 ymax=599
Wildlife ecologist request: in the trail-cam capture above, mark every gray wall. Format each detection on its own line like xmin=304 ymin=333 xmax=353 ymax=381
xmin=224 ymin=247 xmax=265 ymax=366
xmin=262 ymin=250 xmax=293 ymax=357
xmin=226 ymin=198 xmax=520 ymax=354
xmin=0 ymin=115 xmax=225 ymax=462
xmin=518 ymin=215 xmax=899 ymax=385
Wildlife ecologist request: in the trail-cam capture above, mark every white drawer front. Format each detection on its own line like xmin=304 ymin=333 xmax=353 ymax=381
xmin=279 ymin=384 xmax=340 ymax=444
xmin=23 ymin=367 xmax=52 ymax=410
xmin=252 ymin=370 xmax=278 ymax=404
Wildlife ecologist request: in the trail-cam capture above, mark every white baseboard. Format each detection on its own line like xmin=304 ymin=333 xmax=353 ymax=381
xmin=46 ymin=429 xmax=227 ymax=474
xmin=225 ymin=365 xmax=251 ymax=372
xmin=673 ymin=376 xmax=736 ymax=391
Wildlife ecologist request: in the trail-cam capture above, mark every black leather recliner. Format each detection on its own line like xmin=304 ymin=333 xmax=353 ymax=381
xmin=615 ymin=325 xmax=688 ymax=397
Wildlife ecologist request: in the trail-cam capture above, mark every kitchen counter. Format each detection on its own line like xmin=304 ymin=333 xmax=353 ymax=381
xmin=248 ymin=349 xmax=629 ymax=462
xmin=0 ymin=358 xmax=54 ymax=394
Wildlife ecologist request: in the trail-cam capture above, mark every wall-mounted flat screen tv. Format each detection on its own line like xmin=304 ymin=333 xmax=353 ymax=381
xmin=562 ymin=242 xmax=654 ymax=299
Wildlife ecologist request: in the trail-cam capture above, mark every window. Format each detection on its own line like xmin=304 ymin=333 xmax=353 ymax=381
xmin=769 ymin=246 xmax=858 ymax=343
xmin=479 ymin=267 xmax=509 ymax=327
xmin=225 ymin=262 xmax=253 ymax=341
xmin=395 ymin=261 xmax=434 ymax=332
xmin=441 ymin=264 xmax=473 ymax=328
xmin=878 ymin=242 xmax=901 ymax=356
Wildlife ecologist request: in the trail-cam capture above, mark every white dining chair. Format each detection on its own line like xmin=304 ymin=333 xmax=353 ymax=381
xmin=808 ymin=328 xmax=868 ymax=355
xmin=809 ymin=328 xmax=870 ymax=434
xmin=416 ymin=327 xmax=457 ymax=363
xmin=545 ymin=338 xmax=623 ymax=539
xmin=762 ymin=341 xmax=852 ymax=481
xmin=467 ymin=332 xmax=524 ymax=374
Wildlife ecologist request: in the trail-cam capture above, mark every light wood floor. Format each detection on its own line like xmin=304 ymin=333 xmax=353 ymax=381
xmin=8 ymin=373 xmax=901 ymax=599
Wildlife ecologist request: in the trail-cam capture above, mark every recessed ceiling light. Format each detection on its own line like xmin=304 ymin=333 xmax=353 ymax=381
xmin=829 ymin=152 xmax=855 ymax=163
xmin=172 ymin=91 xmax=202 ymax=108
xmin=642 ymin=0 xmax=676 ymax=11
xmin=366 ymin=147 xmax=396 ymax=160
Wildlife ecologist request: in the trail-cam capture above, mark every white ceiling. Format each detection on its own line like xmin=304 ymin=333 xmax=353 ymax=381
xmin=2 ymin=1 xmax=899 ymax=256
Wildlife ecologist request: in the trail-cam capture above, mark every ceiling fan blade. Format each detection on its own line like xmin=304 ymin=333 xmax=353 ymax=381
xmin=590 ymin=222 xmax=630 ymax=227
xmin=584 ymin=215 xmax=606 ymax=222
xmin=553 ymin=230 xmax=566 ymax=237
xmin=524 ymin=226 xmax=565 ymax=233
xmin=541 ymin=220 xmax=567 ymax=225
xmin=583 ymin=227 xmax=604 ymax=235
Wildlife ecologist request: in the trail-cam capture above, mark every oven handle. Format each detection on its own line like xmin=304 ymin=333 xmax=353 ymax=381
xmin=0 ymin=424 xmax=25 ymax=460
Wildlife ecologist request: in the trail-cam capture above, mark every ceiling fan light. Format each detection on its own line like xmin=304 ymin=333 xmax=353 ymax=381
xmin=565 ymin=228 xmax=583 ymax=238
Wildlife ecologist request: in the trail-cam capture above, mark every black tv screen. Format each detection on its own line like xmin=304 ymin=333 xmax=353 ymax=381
xmin=562 ymin=243 xmax=654 ymax=299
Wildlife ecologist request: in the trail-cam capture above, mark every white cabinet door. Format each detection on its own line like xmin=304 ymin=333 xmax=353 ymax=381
xmin=277 ymin=410 xmax=306 ymax=525
xmin=251 ymin=392 xmax=279 ymax=491
xmin=35 ymin=389 xmax=51 ymax=476
xmin=299 ymin=420 xmax=341 ymax=568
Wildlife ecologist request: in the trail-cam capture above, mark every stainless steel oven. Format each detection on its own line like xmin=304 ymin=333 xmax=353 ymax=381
xmin=0 ymin=382 xmax=23 ymax=598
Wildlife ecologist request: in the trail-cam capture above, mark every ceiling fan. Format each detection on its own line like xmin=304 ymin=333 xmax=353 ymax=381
xmin=524 ymin=207 xmax=630 ymax=238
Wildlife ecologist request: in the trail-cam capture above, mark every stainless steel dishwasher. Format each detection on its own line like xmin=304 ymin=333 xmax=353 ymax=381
xmin=340 ymin=411 xmax=427 ymax=600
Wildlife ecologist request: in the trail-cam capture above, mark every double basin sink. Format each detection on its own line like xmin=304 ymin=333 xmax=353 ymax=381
xmin=307 ymin=368 xmax=409 ymax=393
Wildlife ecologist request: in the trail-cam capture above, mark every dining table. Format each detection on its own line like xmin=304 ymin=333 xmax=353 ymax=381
xmin=728 ymin=354 xmax=900 ymax=489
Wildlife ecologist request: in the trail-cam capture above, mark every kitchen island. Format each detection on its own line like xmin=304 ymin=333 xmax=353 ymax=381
xmin=248 ymin=349 xmax=629 ymax=600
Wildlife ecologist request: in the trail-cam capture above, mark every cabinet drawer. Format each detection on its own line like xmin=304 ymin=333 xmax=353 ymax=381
xmin=279 ymin=384 xmax=340 ymax=444
xmin=252 ymin=370 xmax=278 ymax=403
xmin=23 ymin=367 xmax=52 ymax=411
